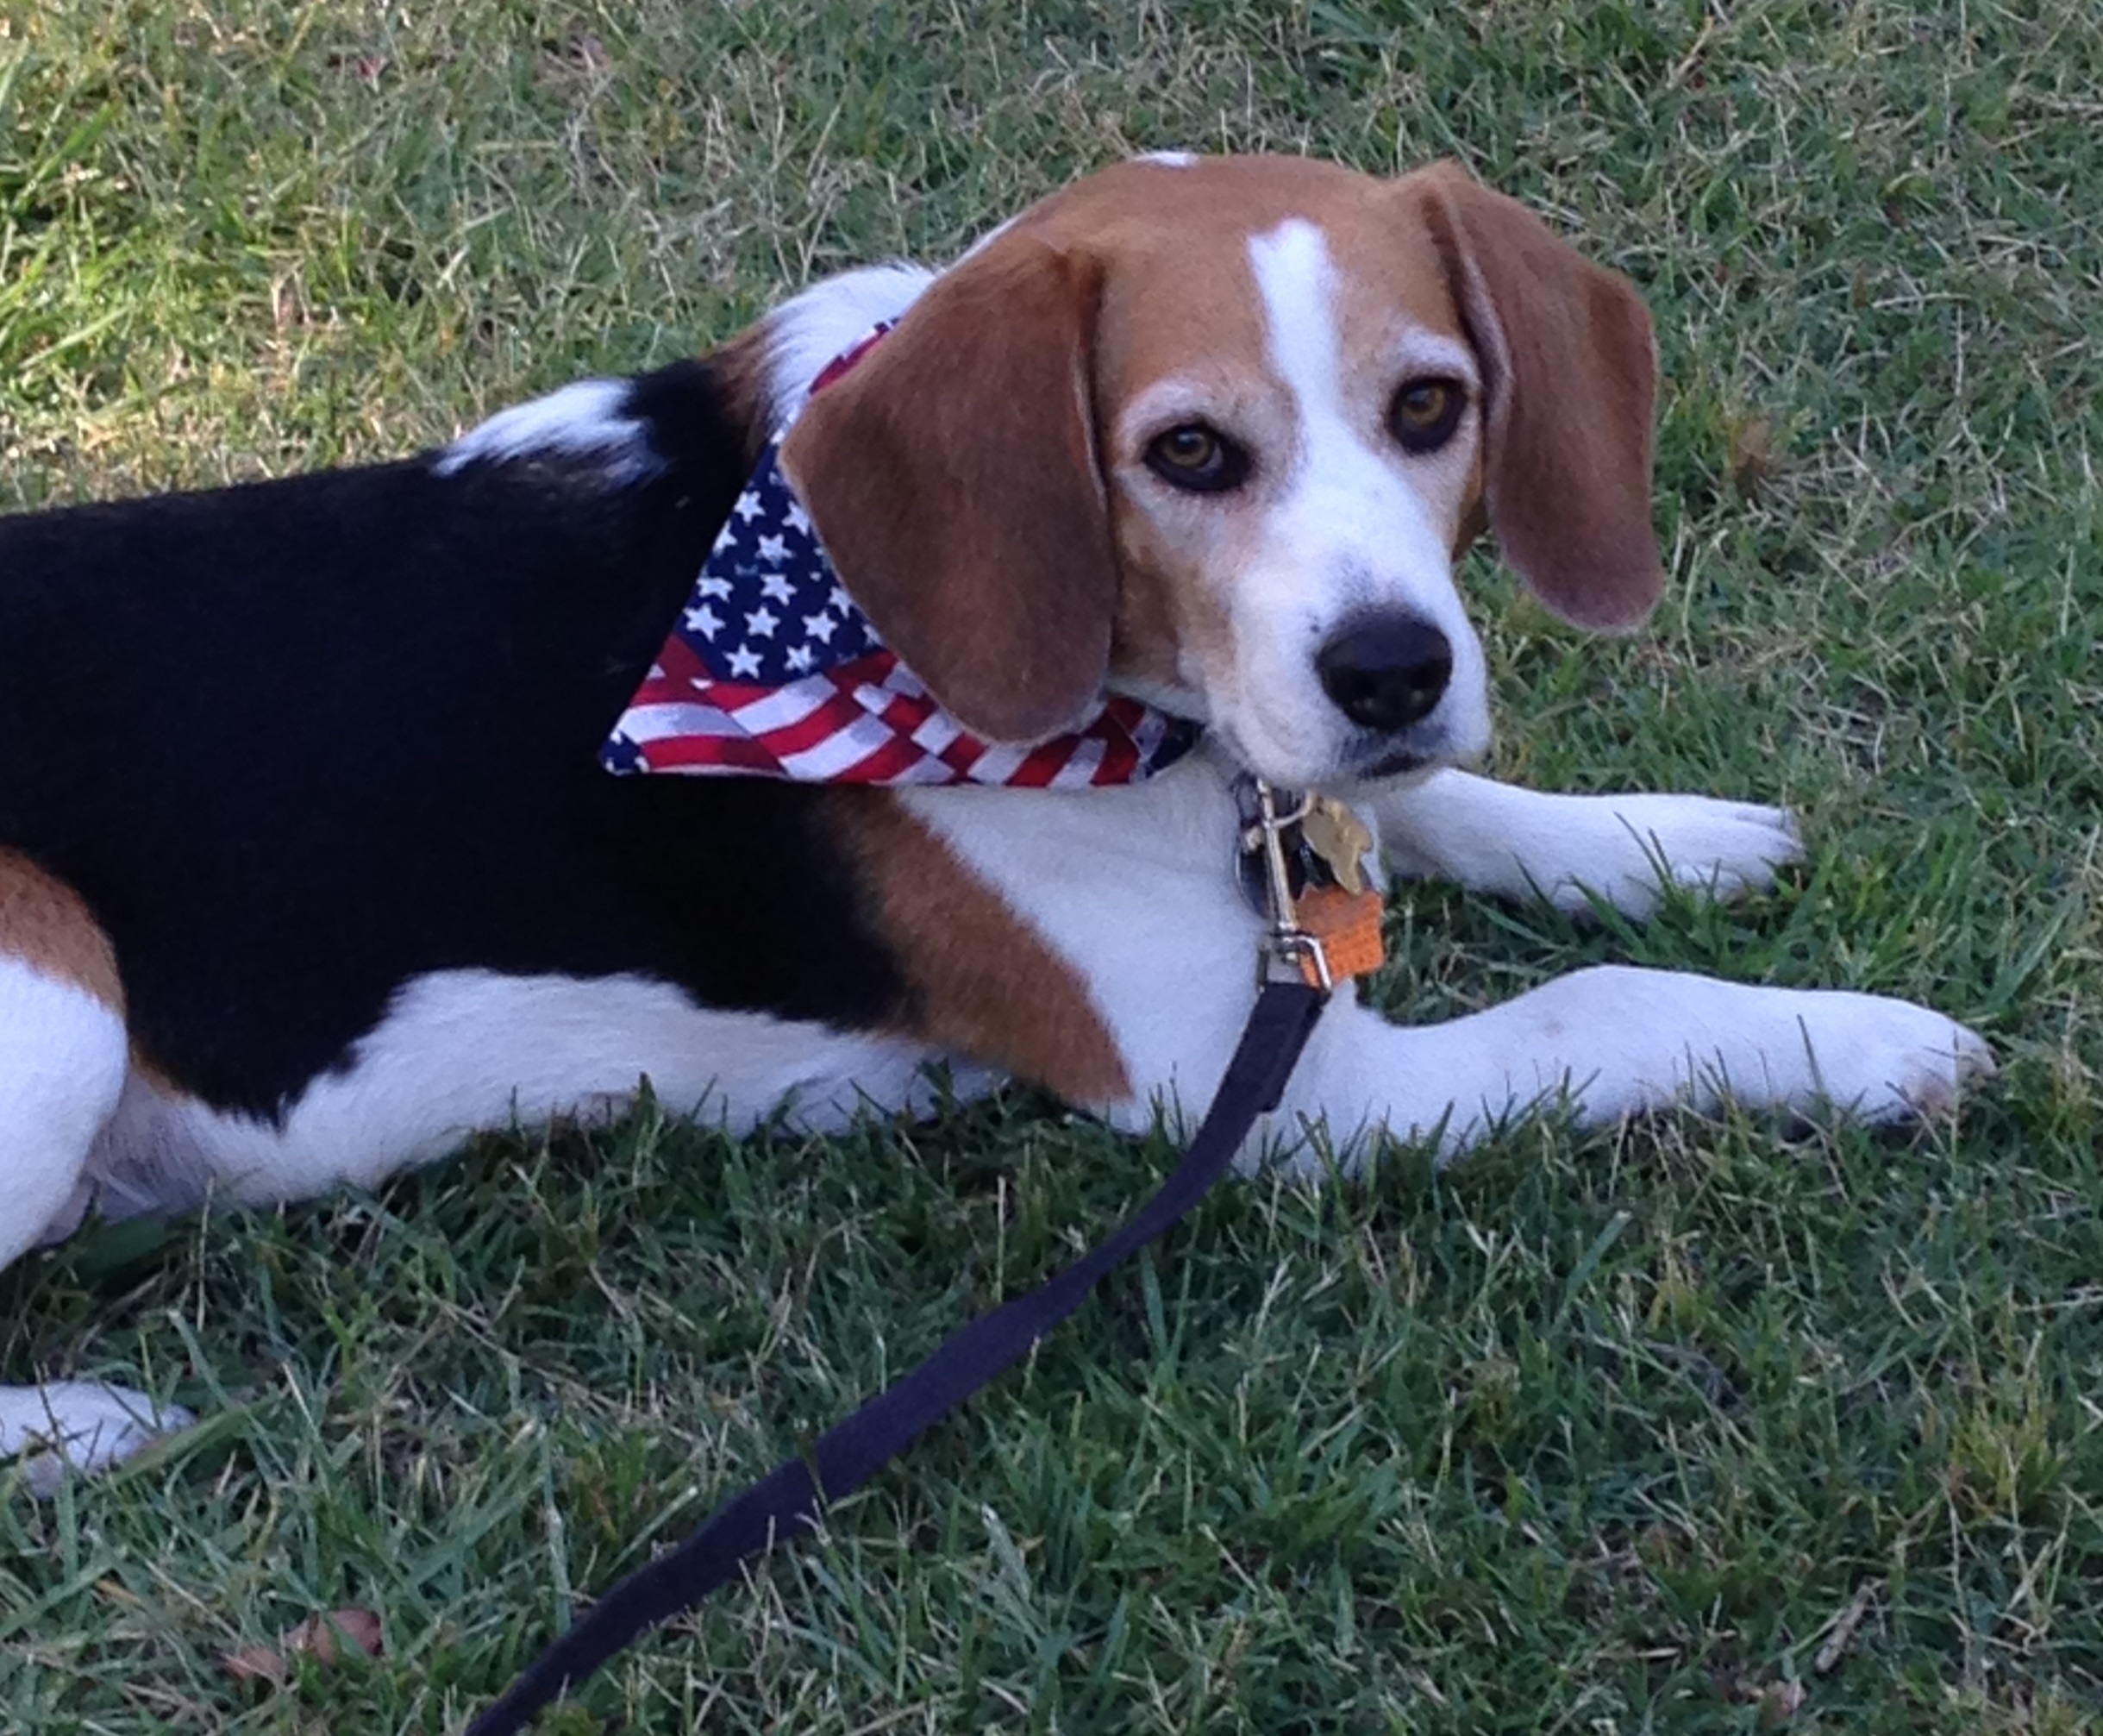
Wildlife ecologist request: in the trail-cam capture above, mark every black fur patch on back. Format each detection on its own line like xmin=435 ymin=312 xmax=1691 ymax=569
xmin=0 ymin=362 xmax=913 ymax=1116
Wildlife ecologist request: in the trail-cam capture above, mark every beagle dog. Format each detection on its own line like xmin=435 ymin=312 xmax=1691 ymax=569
xmin=0 ymin=154 xmax=1990 ymax=1491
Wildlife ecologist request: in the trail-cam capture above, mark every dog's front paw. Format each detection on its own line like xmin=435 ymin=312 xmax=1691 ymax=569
xmin=1787 ymin=993 xmax=1996 ymax=1124
xmin=1560 ymin=793 xmax=1805 ymax=918
xmin=0 ymin=1382 xmax=194 ymax=1497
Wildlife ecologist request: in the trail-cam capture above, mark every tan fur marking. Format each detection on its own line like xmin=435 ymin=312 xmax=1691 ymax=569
xmin=125 ymin=1049 xmax=180 ymax=1095
xmin=0 ymin=850 xmax=122 ymax=1011
xmin=704 ymin=325 xmax=779 ymax=468
xmin=1086 ymin=207 xmax=1272 ymax=699
xmin=829 ymin=792 xmax=1130 ymax=1104
xmin=1317 ymin=194 xmax=1485 ymax=545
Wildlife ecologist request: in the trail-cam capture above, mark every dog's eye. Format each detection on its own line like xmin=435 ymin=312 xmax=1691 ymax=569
xmin=1144 ymin=423 xmax=1249 ymax=493
xmin=1389 ymin=379 xmax=1465 ymax=453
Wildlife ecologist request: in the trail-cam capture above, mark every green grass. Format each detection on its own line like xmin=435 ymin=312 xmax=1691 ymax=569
xmin=3 ymin=0 xmax=2100 ymax=1729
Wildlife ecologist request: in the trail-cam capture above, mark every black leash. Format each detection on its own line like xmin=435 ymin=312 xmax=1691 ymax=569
xmin=466 ymin=976 xmax=1329 ymax=1735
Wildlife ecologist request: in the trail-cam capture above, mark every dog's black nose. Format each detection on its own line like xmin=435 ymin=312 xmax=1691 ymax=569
xmin=1317 ymin=614 xmax=1453 ymax=732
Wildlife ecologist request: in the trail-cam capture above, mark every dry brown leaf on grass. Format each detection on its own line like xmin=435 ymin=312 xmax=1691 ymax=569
xmin=1716 ymin=1670 xmax=1808 ymax=1726
xmin=222 ymin=1608 xmax=384 ymax=1685
xmin=1727 ymin=414 xmax=1779 ymax=499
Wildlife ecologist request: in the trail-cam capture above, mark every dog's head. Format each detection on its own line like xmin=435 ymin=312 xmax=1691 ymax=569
xmin=779 ymin=154 xmax=1660 ymax=790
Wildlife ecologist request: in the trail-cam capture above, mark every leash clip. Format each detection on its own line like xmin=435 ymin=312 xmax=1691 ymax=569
xmin=1239 ymin=777 xmax=1387 ymax=992
xmin=1247 ymin=780 xmax=1334 ymax=990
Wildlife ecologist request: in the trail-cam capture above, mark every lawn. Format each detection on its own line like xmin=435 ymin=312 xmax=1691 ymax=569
xmin=2 ymin=1 xmax=2100 ymax=1731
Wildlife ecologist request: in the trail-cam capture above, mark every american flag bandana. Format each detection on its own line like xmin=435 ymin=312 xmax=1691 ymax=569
xmin=601 ymin=329 xmax=1199 ymax=789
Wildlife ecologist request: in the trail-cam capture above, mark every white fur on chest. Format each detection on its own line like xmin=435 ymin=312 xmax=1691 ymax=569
xmin=901 ymin=750 xmax=1300 ymax=1150
xmin=87 ymin=971 xmax=959 ymax=1219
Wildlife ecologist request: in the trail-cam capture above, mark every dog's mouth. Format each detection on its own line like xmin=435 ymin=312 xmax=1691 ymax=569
xmin=1358 ymin=745 xmax=1430 ymax=780
xmin=1344 ymin=718 xmax=1479 ymax=784
xmin=1213 ymin=732 xmax=1457 ymax=797
xmin=1194 ymin=695 xmax=1480 ymax=795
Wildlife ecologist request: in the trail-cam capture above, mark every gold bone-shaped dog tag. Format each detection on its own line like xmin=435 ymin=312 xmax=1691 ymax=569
xmin=1303 ymin=795 xmax=1375 ymax=894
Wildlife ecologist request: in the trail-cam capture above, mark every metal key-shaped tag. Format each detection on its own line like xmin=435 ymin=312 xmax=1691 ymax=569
xmin=1302 ymin=795 xmax=1375 ymax=894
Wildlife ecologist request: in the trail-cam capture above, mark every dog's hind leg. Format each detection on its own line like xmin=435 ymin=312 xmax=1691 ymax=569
xmin=0 ymin=854 xmax=191 ymax=1495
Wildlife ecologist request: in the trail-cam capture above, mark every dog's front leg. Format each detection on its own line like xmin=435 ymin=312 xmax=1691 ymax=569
xmin=1369 ymin=768 xmax=1805 ymax=919
xmin=1268 ymin=965 xmax=1993 ymax=1171
xmin=900 ymin=772 xmax=1986 ymax=1177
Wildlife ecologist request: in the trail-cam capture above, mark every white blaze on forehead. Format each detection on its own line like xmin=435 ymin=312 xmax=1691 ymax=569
xmin=1242 ymin=217 xmax=1467 ymax=548
xmin=1244 ymin=216 xmax=1480 ymax=471
xmin=1247 ymin=217 xmax=1349 ymax=460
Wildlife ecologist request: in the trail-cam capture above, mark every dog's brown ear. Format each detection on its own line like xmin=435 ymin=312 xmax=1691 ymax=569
xmin=1412 ymin=163 xmax=1663 ymax=630
xmin=779 ymin=240 xmax=1116 ymax=743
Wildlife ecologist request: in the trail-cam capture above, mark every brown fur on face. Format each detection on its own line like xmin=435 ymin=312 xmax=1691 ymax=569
xmin=780 ymin=154 xmax=1661 ymax=755
xmin=1025 ymin=156 xmax=1659 ymax=644
xmin=1061 ymin=163 xmax=1493 ymax=706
